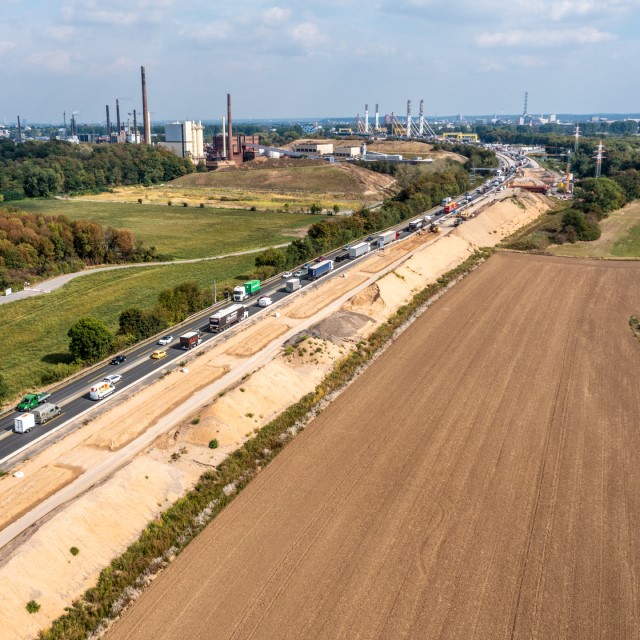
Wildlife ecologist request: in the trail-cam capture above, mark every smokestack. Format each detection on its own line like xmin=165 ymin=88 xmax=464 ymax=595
xmin=17 ymin=115 xmax=22 ymax=143
xmin=133 ymin=109 xmax=137 ymax=143
xmin=106 ymin=105 xmax=111 ymax=138
xmin=116 ymin=99 xmax=121 ymax=137
xmin=227 ymin=93 xmax=233 ymax=161
xmin=222 ymin=116 xmax=226 ymax=159
xmin=375 ymin=103 xmax=379 ymax=130
xmin=419 ymin=99 xmax=424 ymax=136
xmin=406 ymin=100 xmax=412 ymax=139
xmin=141 ymin=66 xmax=150 ymax=144
xmin=365 ymin=103 xmax=369 ymax=134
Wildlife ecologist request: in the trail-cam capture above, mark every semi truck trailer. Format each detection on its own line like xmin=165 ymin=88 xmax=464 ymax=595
xmin=374 ymin=230 xmax=398 ymax=248
xmin=209 ymin=304 xmax=249 ymax=333
xmin=180 ymin=331 xmax=202 ymax=350
xmin=348 ymin=242 xmax=370 ymax=259
xmin=233 ymin=280 xmax=261 ymax=302
xmin=307 ymin=260 xmax=334 ymax=280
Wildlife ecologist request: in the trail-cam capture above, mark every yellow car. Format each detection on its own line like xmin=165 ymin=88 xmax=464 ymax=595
xmin=151 ymin=350 xmax=167 ymax=360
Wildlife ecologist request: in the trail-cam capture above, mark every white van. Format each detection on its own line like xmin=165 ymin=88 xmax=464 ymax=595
xmin=33 ymin=403 xmax=62 ymax=425
xmin=89 ymin=381 xmax=115 ymax=401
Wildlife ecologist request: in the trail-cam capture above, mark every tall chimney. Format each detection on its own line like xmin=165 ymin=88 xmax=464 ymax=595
xmin=365 ymin=103 xmax=369 ymax=133
xmin=375 ymin=103 xmax=379 ymax=130
xmin=17 ymin=115 xmax=22 ymax=143
xmin=222 ymin=116 xmax=226 ymax=159
xmin=227 ymin=93 xmax=233 ymax=161
xmin=106 ymin=105 xmax=111 ymax=138
xmin=116 ymin=99 xmax=121 ymax=137
xmin=141 ymin=66 xmax=150 ymax=144
xmin=133 ymin=109 xmax=137 ymax=143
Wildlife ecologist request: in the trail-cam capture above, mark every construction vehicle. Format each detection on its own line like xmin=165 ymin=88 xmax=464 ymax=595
xmin=429 ymin=223 xmax=440 ymax=233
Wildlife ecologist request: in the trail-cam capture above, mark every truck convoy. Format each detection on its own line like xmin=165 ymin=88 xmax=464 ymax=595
xmin=209 ymin=303 xmax=249 ymax=333
xmin=180 ymin=331 xmax=202 ymax=350
xmin=233 ymin=280 xmax=261 ymax=302
xmin=307 ymin=260 xmax=334 ymax=280
xmin=17 ymin=392 xmax=51 ymax=412
xmin=348 ymin=242 xmax=370 ymax=259
xmin=89 ymin=381 xmax=115 ymax=401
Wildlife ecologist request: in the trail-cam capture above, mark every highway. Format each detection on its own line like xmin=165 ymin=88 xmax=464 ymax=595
xmin=0 ymin=155 xmax=516 ymax=467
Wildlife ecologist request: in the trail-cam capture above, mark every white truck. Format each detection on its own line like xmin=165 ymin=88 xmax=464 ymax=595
xmin=408 ymin=219 xmax=423 ymax=231
xmin=14 ymin=413 xmax=35 ymax=434
xmin=374 ymin=230 xmax=398 ymax=248
xmin=348 ymin=242 xmax=370 ymax=259
xmin=285 ymin=278 xmax=301 ymax=293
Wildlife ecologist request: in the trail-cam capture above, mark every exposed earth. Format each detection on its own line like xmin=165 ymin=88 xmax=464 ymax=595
xmin=107 ymin=252 xmax=640 ymax=640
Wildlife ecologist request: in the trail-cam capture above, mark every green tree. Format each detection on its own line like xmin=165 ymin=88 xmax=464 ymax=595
xmin=67 ymin=316 xmax=113 ymax=362
xmin=575 ymin=177 xmax=626 ymax=219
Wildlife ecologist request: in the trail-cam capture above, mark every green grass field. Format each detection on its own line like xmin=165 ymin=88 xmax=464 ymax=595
xmin=14 ymin=200 xmax=311 ymax=260
xmin=0 ymin=255 xmax=257 ymax=397
xmin=550 ymin=200 xmax=640 ymax=259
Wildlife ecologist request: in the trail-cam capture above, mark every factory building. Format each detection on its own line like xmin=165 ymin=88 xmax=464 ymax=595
xmin=334 ymin=145 xmax=361 ymax=158
xmin=159 ymin=120 xmax=205 ymax=165
xmin=292 ymin=142 xmax=334 ymax=155
xmin=207 ymin=132 xmax=260 ymax=165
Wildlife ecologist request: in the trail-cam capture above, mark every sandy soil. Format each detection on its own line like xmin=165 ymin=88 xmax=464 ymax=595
xmin=284 ymin=275 xmax=368 ymax=319
xmin=0 ymin=191 xmax=554 ymax=639
xmin=106 ymin=253 xmax=640 ymax=640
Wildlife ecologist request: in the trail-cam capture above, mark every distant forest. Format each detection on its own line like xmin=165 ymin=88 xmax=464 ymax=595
xmin=0 ymin=139 xmax=194 ymax=201
xmin=0 ymin=208 xmax=161 ymax=290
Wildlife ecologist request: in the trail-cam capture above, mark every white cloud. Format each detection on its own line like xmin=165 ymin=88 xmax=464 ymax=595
xmin=0 ymin=40 xmax=16 ymax=55
xmin=262 ymin=7 xmax=292 ymax=25
xmin=288 ymin=22 xmax=329 ymax=49
xmin=28 ymin=50 xmax=73 ymax=74
xmin=44 ymin=25 xmax=78 ymax=41
xmin=185 ymin=22 xmax=231 ymax=43
xmin=477 ymin=26 xmax=616 ymax=47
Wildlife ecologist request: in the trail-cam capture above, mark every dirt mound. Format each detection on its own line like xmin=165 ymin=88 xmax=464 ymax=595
xmin=338 ymin=163 xmax=396 ymax=196
xmin=307 ymin=311 xmax=372 ymax=342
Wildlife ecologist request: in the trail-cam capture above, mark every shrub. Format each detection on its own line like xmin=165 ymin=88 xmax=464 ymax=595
xmin=137 ymin=198 xmax=143 ymax=204
xmin=41 ymin=362 xmax=82 ymax=385
xmin=182 ymin=202 xmax=188 ymax=207
xmin=26 ymin=600 xmax=41 ymax=614
xmin=208 ymin=438 xmax=219 ymax=449
xmin=191 ymin=417 xmax=200 ymax=425
xmin=199 ymin=203 xmax=205 ymax=208
xmin=70 ymin=547 xmax=79 ymax=556
xmin=167 ymin=200 xmax=172 ymax=206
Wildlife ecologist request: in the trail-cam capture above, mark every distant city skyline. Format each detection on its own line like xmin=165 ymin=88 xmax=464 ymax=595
xmin=1 ymin=1 xmax=639 ymax=122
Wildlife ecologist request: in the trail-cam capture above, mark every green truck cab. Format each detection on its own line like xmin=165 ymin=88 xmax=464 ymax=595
xmin=17 ymin=392 xmax=51 ymax=412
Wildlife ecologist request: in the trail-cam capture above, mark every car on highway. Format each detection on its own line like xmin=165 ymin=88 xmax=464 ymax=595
xmin=293 ymin=269 xmax=306 ymax=278
xmin=103 ymin=374 xmax=122 ymax=385
xmin=111 ymin=355 xmax=126 ymax=365
xmin=258 ymin=296 xmax=273 ymax=307
xmin=157 ymin=335 xmax=174 ymax=346
xmin=281 ymin=272 xmax=293 ymax=279
xmin=151 ymin=350 xmax=167 ymax=360
xmin=334 ymin=253 xmax=349 ymax=263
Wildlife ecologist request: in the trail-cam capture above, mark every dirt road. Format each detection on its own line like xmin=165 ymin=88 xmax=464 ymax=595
xmin=106 ymin=252 xmax=640 ymax=639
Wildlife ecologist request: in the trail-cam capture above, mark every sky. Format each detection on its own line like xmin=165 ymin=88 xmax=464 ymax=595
xmin=1 ymin=0 xmax=639 ymax=123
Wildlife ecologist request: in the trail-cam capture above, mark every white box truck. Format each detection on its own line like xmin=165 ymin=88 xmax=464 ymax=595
xmin=348 ymin=242 xmax=370 ymax=259
xmin=285 ymin=278 xmax=301 ymax=293
xmin=374 ymin=230 xmax=397 ymax=248
xmin=14 ymin=413 xmax=35 ymax=434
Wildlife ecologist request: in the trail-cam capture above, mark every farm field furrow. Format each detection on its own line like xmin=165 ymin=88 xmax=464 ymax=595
xmin=106 ymin=252 xmax=640 ymax=640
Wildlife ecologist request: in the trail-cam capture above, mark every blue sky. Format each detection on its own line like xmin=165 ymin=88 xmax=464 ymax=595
xmin=1 ymin=0 xmax=639 ymax=123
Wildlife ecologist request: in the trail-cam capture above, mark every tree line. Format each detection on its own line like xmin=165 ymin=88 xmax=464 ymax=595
xmin=253 ymin=163 xmax=469 ymax=276
xmin=0 ymin=207 xmax=162 ymax=290
xmin=0 ymin=139 xmax=194 ymax=200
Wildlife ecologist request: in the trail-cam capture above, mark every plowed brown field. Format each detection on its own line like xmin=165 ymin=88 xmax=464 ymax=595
xmin=107 ymin=253 xmax=640 ymax=640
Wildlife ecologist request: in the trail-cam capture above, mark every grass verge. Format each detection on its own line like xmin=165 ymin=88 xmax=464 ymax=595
xmin=38 ymin=247 xmax=495 ymax=640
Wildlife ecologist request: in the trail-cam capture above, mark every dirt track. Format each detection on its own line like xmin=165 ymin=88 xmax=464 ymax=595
xmin=107 ymin=252 xmax=640 ymax=639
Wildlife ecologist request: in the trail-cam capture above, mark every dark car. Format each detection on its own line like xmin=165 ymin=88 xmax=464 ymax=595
xmin=314 ymin=256 xmax=326 ymax=263
xmin=111 ymin=355 xmax=127 ymax=365
xmin=334 ymin=253 xmax=349 ymax=263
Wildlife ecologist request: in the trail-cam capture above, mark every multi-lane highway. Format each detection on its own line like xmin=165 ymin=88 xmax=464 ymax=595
xmin=0 ymin=157 xmax=515 ymax=466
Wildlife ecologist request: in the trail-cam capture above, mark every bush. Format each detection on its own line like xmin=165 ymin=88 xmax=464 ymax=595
xmin=26 ymin=600 xmax=41 ymax=614
xmin=70 ymin=547 xmax=79 ymax=556
xmin=191 ymin=417 xmax=200 ymax=425
xmin=167 ymin=200 xmax=172 ymax=206
xmin=208 ymin=438 xmax=219 ymax=449
xmin=199 ymin=203 xmax=205 ymax=208
xmin=137 ymin=198 xmax=143 ymax=204
xmin=67 ymin=317 xmax=114 ymax=363
xmin=41 ymin=362 xmax=82 ymax=385
xmin=182 ymin=202 xmax=188 ymax=207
